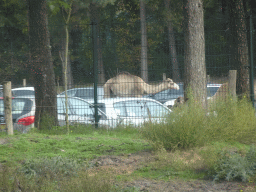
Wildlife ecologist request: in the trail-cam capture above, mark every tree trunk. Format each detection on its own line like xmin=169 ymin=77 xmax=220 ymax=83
xmin=164 ymin=0 xmax=181 ymax=82
xmin=90 ymin=3 xmax=105 ymax=85
xmin=140 ymin=0 xmax=148 ymax=83
xmin=28 ymin=0 xmax=57 ymax=129
xmin=183 ymin=0 xmax=207 ymax=109
xmin=227 ymin=0 xmax=249 ymax=96
xmin=60 ymin=37 xmax=73 ymax=89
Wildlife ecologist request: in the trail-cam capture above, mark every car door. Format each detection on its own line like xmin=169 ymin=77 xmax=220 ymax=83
xmin=145 ymin=101 xmax=171 ymax=123
xmin=57 ymin=97 xmax=95 ymax=126
xmin=114 ymin=100 xmax=149 ymax=126
xmin=57 ymin=97 xmax=109 ymax=127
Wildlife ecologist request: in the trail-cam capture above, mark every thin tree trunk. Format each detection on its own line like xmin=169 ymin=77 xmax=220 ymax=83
xmin=164 ymin=0 xmax=181 ymax=82
xmin=140 ymin=0 xmax=148 ymax=83
xmin=28 ymin=0 xmax=57 ymax=129
xmin=183 ymin=0 xmax=207 ymax=109
xmin=60 ymin=37 xmax=73 ymax=89
xmin=227 ymin=0 xmax=249 ymax=96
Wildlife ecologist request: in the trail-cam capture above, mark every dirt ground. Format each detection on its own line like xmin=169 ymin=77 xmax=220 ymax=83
xmin=89 ymin=151 xmax=256 ymax=192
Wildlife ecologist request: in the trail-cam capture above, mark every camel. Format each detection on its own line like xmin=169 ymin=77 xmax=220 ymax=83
xmin=103 ymin=72 xmax=180 ymax=98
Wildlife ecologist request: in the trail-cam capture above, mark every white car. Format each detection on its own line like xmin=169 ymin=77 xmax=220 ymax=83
xmin=0 ymin=95 xmax=116 ymax=133
xmin=95 ymin=97 xmax=172 ymax=127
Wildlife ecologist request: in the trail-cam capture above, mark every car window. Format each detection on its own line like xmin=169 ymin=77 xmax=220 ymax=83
xmin=207 ymin=87 xmax=219 ymax=97
xmin=12 ymin=90 xmax=35 ymax=97
xmin=113 ymin=102 xmax=126 ymax=116
xmin=0 ymin=100 xmax=4 ymax=114
xmin=115 ymin=101 xmax=148 ymax=117
xmin=0 ymin=98 xmax=33 ymax=116
xmin=68 ymin=98 xmax=94 ymax=116
xmin=146 ymin=101 xmax=170 ymax=117
xmin=57 ymin=98 xmax=77 ymax=115
xmin=60 ymin=90 xmax=76 ymax=97
xmin=57 ymin=97 xmax=94 ymax=117
xmin=76 ymin=89 xmax=94 ymax=99
xmin=153 ymin=85 xmax=184 ymax=100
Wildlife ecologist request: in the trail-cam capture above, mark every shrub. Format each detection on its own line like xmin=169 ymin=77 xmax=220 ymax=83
xmin=207 ymin=96 xmax=256 ymax=144
xmin=1 ymin=157 xmax=113 ymax=192
xmin=140 ymin=95 xmax=256 ymax=151
xmin=18 ymin=156 xmax=86 ymax=179
xmin=140 ymin=96 xmax=211 ymax=151
xmin=212 ymin=145 xmax=256 ymax=182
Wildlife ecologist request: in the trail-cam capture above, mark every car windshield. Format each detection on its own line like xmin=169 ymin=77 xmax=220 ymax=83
xmin=146 ymin=101 xmax=170 ymax=117
xmin=207 ymin=87 xmax=220 ymax=97
xmin=57 ymin=97 xmax=105 ymax=118
xmin=0 ymin=98 xmax=33 ymax=116
xmin=152 ymin=84 xmax=220 ymax=100
xmin=12 ymin=90 xmax=35 ymax=97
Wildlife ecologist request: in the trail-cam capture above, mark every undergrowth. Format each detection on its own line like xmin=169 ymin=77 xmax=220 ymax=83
xmin=140 ymin=96 xmax=256 ymax=151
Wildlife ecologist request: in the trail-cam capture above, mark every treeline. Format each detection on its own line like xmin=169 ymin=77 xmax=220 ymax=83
xmin=0 ymin=0 xmax=255 ymax=86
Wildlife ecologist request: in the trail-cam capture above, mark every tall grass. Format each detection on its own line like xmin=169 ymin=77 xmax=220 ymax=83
xmin=0 ymin=162 xmax=114 ymax=192
xmin=140 ymin=96 xmax=256 ymax=151
xmin=207 ymin=96 xmax=256 ymax=144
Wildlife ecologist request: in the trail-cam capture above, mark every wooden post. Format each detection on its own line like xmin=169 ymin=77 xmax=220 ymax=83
xmin=23 ymin=79 xmax=26 ymax=87
xmin=228 ymin=70 xmax=237 ymax=99
xmin=3 ymin=81 xmax=13 ymax=135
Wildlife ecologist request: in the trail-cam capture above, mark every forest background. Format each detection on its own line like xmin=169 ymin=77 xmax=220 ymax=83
xmin=1 ymin=0 xmax=255 ymax=87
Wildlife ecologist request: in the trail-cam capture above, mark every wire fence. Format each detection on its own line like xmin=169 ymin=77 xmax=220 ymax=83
xmin=0 ymin=15 xmax=255 ymax=132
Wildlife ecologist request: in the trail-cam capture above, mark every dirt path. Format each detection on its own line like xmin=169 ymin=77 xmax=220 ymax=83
xmin=89 ymin=151 xmax=256 ymax=192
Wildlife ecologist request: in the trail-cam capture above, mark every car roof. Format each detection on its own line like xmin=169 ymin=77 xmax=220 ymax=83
xmin=97 ymin=97 xmax=168 ymax=105
xmin=12 ymin=87 xmax=34 ymax=91
xmin=13 ymin=95 xmax=36 ymax=100
xmin=61 ymin=87 xmax=103 ymax=91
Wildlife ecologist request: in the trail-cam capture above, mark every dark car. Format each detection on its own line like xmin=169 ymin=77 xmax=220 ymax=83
xmin=144 ymin=83 xmax=221 ymax=104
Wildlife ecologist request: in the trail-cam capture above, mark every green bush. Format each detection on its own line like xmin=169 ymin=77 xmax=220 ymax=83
xmin=0 ymin=157 xmax=113 ymax=192
xmin=207 ymin=96 xmax=256 ymax=144
xmin=18 ymin=156 xmax=86 ymax=179
xmin=212 ymin=145 xmax=256 ymax=182
xmin=140 ymin=96 xmax=210 ymax=151
xmin=140 ymin=95 xmax=256 ymax=151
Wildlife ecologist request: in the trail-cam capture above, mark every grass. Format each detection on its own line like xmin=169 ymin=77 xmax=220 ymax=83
xmin=0 ymin=125 xmax=149 ymax=165
xmin=1 ymin=96 xmax=256 ymax=191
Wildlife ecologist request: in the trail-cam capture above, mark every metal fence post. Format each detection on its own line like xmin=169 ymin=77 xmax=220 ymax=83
xmin=249 ymin=13 xmax=254 ymax=105
xmin=92 ymin=21 xmax=99 ymax=128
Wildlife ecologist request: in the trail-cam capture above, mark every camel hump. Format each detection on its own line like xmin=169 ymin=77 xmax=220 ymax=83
xmin=117 ymin=71 xmax=131 ymax=76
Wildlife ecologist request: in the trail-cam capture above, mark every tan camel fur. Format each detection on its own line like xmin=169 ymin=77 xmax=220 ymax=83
xmin=104 ymin=72 xmax=180 ymax=98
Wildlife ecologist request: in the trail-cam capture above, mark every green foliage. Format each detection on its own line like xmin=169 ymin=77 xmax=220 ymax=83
xmin=0 ymin=162 xmax=113 ymax=192
xmin=212 ymin=145 xmax=256 ymax=182
xmin=141 ymin=96 xmax=256 ymax=152
xmin=39 ymin=112 xmax=56 ymax=130
xmin=140 ymin=96 xmax=210 ymax=151
xmin=208 ymin=96 xmax=256 ymax=144
xmin=18 ymin=156 xmax=86 ymax=179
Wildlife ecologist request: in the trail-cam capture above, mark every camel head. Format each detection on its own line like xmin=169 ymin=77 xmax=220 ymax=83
xmin=165 ymin=78 xmax=180 ymax=90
